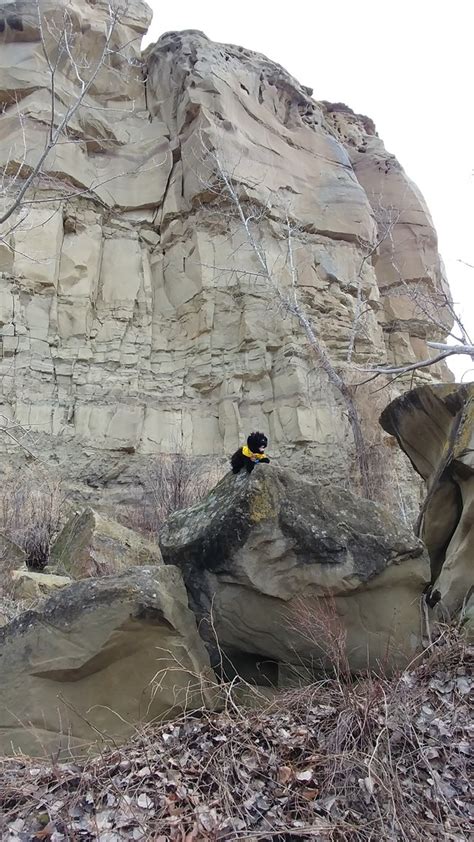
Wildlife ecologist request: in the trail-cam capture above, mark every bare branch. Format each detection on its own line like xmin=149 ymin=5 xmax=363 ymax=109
xmin=0 ymin=3 xmax=120 ymax=226
xmin=358 ymin=343 xmax=474 ymax=378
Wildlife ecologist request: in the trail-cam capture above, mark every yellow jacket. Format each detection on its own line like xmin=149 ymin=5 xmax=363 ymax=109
xmin=242 ymin=445 xmax=268 ymax=462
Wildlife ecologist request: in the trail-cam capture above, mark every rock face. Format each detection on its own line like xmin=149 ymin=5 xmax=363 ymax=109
xmin=0 ymin=4 xmax=452 ymax=502
xmin=380 ymin=383 xmax=474 ymax=615
xmin=50 ymin=507 xmax=163 ymax=578
xmin=10 ymin=567 xmax=72 ymax=600
xmin=159 ymin=466 xmax=430 ymax=675
xmin=0 ymin=566 xmax=214 ymax=757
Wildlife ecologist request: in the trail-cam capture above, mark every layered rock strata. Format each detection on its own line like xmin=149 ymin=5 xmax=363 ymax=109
xmin=0 ymin=3 xmax=452 ymax=498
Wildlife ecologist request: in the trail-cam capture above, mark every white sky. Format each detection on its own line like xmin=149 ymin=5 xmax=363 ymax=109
xmin=144 ymin=0 xmax=473 ymax=381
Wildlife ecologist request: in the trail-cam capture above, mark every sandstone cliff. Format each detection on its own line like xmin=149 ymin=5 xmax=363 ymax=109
xmin=0 ymin=1 xmax=452 ymax=504
xmin=380 ymin=383 xmax=474 ymax=615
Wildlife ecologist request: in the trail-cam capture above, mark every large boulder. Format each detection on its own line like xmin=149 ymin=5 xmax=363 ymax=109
xmin=159 ymin=466 xmax=430 ymax=676
xmin=0 ymin=566 xmax=214 ymax=757
xmin=50 ymin=507 xmax=163 ymax=578
xmin=380 ymin=383 xmax=474 ymax=615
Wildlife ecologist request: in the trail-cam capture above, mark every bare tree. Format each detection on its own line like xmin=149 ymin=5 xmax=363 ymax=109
xmin=1 ymin=3 xmax=117 ymax=227
xmin=1 ymin=2 xmax=118 ymax=228
xmin=359 ymin=341 xmax=474 ymax=380
xmin=346 ymin=201 xmax=401 ymax=363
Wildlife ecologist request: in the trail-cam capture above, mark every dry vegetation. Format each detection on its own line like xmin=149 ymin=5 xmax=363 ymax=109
xmin=120 ymin=455 xmax=225 ymax=538
xmin=0 ymin=629 xmax=471 ymax=841
xmin=0 ymin=468 xmax=67 ymax=570
xmin=0 ymin=456 xmax=224 ymax=624
xmin=0 ymin=468 xmax=69 ymax=622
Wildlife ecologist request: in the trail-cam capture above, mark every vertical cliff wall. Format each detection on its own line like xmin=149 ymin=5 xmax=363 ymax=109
xmin=0 ymin=2 xmax=451 ymax=504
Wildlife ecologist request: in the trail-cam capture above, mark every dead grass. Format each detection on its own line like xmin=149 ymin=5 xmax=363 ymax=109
xmin=0 ymin=467 xmax=70 ymax=621
xmin=0 ymin=467 xmax=67 ymax=570
xmin=120 ymin=454 xmax=225 ymax=538
xmin=0 ymin=628 xmax=471 ymax=841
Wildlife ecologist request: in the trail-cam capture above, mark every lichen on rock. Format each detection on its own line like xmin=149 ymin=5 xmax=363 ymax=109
xmin=160 ymin=465 xmax=430 ymax=675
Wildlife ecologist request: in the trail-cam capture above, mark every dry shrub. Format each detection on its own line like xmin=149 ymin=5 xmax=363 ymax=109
xmin=121 ymin=454 xmax=225 ymax=538
xmin=283 ymin=593 xmax=352 ymax=686
xmin=0 ymin=627 xmax=471 ymax=840
xmin=0 ymin=467 xmax=67 ymax=570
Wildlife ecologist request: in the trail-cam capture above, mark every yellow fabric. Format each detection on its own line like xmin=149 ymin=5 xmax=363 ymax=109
xmin=242 ymin=445 xmax=267 ymax=461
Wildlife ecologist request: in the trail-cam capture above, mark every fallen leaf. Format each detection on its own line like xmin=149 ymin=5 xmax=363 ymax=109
xmin=35 ymin=823 xmax=55 ymax=840
xmin=137 ymin=793 xmax=154 ymax=809
xmin=277 ymin=765 xmax=293 ymax=784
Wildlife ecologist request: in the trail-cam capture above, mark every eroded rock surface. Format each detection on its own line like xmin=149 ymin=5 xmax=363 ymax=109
xmin=380 ymin=383 xmax=474 ymax=614
xmin=10 ymin=567 xmax=72 ymax=600
xmin=50 ymin=507 xmax=163 ymax=578
xmin=0 ymin=566 xmax=213 ymax=757
xmin=0 ymin=6 xmax=451 ymax=500
xmin=159 ymin=465 xmax=429 ymax=675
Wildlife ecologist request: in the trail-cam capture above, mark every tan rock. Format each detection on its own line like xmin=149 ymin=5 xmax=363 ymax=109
xmin=0 ymin=17 xmax=452 ymax=508
xmin=160 ymin=466 xmax=430 ymax=675
xmin=0 ymin=566 xmax=214 ymax=757
xmin=50 ymin=507 xmax=162 ymax=578
xmin=10 ymin=568 xmax=72 ymax=601
xmin=323 ymin=103 xmax=454 ymax=376
xmin=380 ymin=383 xmax=474 ymax=615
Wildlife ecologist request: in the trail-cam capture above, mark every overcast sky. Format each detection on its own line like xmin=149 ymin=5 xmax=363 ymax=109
xmin=144 ymin=0 xmax=473 ymax=381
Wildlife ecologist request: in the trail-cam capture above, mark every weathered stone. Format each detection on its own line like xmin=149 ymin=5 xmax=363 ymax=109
xmin=0 ymin=566 xmax=214 ymax=757
xmin=159 ymin=466 xmax=430 ymax=675
xmin=10 ymin=568 xmax=72 ymax=600
xmin=323 ymin=102 xmax=453 ymax=379
xmin=380 ymin=383 xmax=474 ymax=616
xmin=462 ymin=594 xmax=474 ymax=641
xmin=50 ymin=507 xmax=162 ymax=578
xmin=0 ymin=13 xmax=452 ymax=508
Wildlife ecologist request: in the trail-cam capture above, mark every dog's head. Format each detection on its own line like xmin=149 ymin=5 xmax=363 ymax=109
xmin=247 ymin=431 xmax=268 ymax=453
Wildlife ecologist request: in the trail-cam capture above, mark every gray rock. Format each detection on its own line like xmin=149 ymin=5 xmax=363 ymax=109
xmin=160 ymin=465 xmax=430 ymax=676
xmin=0 ymin=566 xmax=214 ymax=757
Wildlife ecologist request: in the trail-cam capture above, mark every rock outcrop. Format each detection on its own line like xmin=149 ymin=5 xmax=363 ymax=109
xmin=160 ymin=465 xmax=430 ymax=675
xmin=50 ymin=507 xmax=163 ymax=578
xmin=0 ymin=3 xmax=452 ymax=505
xmin=10 ymin=567 xmax=72 ymax=600
xmin=380 ymin=383 xmax=474 ymax=615
xmin=0 ymin=566 xmax=214 ymax=757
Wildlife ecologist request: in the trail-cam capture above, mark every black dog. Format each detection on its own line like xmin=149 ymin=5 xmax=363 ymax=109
xmin=230 ymin=431 xmax=270 ymax=474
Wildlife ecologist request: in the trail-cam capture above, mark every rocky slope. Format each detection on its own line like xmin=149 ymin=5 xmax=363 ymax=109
xmin=0 ymin=0 xmax=452 ymax=506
